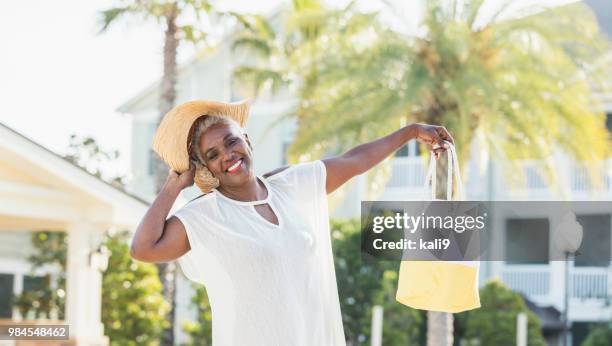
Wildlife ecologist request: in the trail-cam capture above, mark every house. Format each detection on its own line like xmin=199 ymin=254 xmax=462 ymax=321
xmin=117 ymin=1 xmax=612 ymax=345
xmin=0 ymin=123 xmax=149 ymax=345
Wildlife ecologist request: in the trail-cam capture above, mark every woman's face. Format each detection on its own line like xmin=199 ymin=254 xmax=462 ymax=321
xmin=199 ymin=122 xmax=253 ymax=187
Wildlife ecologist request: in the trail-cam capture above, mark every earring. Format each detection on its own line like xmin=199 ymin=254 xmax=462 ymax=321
xmin=194 ymin=163 xmax=220 ymax=193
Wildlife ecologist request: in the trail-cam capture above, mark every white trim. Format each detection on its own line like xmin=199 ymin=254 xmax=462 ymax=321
xmin=0 ymin=124 xmax=148 ymax=228
xmin=0 ymin=179 xmax=75 ymax=202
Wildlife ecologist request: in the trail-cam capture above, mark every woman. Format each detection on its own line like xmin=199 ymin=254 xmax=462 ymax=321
xmin=130 ymin=99 xmax=454 ymax=346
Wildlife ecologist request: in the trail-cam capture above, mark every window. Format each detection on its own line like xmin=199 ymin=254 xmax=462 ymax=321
xmin=395 ymin=144 xmax=409 ymax=157
xmin=414 ymin=141 xmax=422 ymax=156
xmin=23 ymin=275 xmax=46 ymax=293
xmin=148 ymin=148 xmax=157 ymax=176
xmin=574 ymin=214 xmax=611 ymax=267
xmin=0 ymin=274 xmax=13 ymax=318
xmin=606 ymin=112 xmax=612 ymax=133
xmin=148 ymin=122 xmax=158 ymax=176
xmin=19 ymin=275 xmax=50 ymax=319
xmin=505 ymin=218 xmax=550 ymax=264
xmin=395 ymin=141 xmax=422 ymax=157
xmin=281 ymin=141 xmax=291 ymax=165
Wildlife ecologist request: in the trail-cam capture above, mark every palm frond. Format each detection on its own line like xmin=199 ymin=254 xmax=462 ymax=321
xmin=98 ymin=6 xmax=133 ymax=33
xmin=231 ymin=35 xmax=273 ymax=58
xmin=232 ymin=66 xmax=288 ymax=97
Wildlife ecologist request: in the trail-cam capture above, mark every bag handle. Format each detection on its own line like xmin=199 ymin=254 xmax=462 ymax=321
xmin=423 ymin=141 xmax=464 ymax=201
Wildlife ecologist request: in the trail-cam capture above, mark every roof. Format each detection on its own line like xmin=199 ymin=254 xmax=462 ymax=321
xmin=522 ymin=294 xmax=564 ymax=332
xmin=0 ymin=122 xmax=150 ymax=208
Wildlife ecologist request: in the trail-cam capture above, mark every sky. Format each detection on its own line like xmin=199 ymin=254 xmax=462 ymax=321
xmin=0 ymin=0 xmax=282 ymax=179
xmin=0 ymin=0 xmax=577 ymax=179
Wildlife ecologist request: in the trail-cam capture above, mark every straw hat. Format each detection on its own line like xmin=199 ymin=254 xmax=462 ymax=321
xmin=152 ymin=99 xmax=251 ymax=193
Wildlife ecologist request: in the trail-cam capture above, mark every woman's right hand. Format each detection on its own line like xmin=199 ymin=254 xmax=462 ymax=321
xmin=163 ymin=164 xmax=196 ymax=192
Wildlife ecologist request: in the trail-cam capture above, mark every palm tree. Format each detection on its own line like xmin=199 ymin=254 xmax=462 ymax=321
xmin=231 ymin=0 xmax=381 ymax=207
xmin=293 ymin=0 xmax=611 ymax=196
xmin=98 ymin=1 xmax=218 ymax=344
xmin=234 ymin=0 xmax=612 ymax=193
xmin=231 ymin=0 xmax=350 ymax=96
xmin=233 ymin=0 xmax=612 ymax=344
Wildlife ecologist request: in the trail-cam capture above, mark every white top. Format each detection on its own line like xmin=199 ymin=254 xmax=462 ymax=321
xmin=174 ymin=160 xmax=346 ymax=346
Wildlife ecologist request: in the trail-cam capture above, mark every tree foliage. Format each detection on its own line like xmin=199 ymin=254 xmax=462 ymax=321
xmin=98 ymin=0 xmax=216 ymax=46
xmin=64 ymin=134 xmax=125 ymax=187
xmin=101 ymin=230 xmax=170 ymax=346
xmin=13 ymin=231 xmax=67 ymax=320
xmin=13 ymin=228 xmax=170 ymax=346
xmin=456 ymin=280 xmax=546 ymax=346
xmin=181 ymin=285 xmax=213 ymax=346
xmin=233 ymin=0 xmax=612 ymax=199
xmin=582 ymin=322 xmax=612 ymax=346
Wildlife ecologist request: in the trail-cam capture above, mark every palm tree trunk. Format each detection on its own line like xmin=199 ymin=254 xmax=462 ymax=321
xmin=427 ymin=311 xmax=453 ymax=346
xmin=156 ymin=4 xmax=179 ymax=346
xmin=427 ymin=153 xmax=454 ymax=346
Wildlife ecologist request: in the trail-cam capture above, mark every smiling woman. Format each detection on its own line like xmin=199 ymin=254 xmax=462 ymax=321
xmin=129 ymin=98 xmax=454 ymax=346
xmin=133 ymin=99 xmax=349 ymax=345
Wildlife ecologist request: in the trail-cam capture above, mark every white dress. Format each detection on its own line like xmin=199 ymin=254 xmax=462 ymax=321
xmin=174 ymin=160 xmax=346 ymax=346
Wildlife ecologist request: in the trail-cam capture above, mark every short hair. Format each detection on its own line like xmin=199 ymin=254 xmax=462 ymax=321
xmin=188 ymin=115 xmax=244 ymax=166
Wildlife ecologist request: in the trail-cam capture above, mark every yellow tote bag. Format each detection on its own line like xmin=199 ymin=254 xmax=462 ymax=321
xmin=396 ymin=142 xmax=481 ymax=313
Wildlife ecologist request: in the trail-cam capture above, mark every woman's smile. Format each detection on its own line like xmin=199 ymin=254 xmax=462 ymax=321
xmin=226 ymin=158 xmax=244 ymax=174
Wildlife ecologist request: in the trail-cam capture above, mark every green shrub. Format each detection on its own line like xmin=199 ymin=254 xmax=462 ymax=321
xmin=181 ymin=284 xmax=213 ymax=346
xmin=101 ymin=230 xmax=170 ymax=346
xmin=582 ymin=322 xmax=612 ymax=346
xmin=457 ymin=280 xmax=546 ymax=346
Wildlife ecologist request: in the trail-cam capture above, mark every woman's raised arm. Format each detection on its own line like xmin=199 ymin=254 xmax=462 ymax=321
xmin=130 ymin=166 xmax=196 ymax=263
xmin=322 ymin=123 xmax=455 ymax=194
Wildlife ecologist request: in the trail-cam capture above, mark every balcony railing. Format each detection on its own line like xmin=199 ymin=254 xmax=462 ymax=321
xmin=386 ymin=155 xmax=612 ymax=198
xmin=571 ymin=267 xmax=610 ymax=299
xmin=501 ymin=265 xmax=611 ymax=302
xmin=387 ymin=156 xmax=426 ymax=189
xmin=570 ymin=163 xmax=612 ymax=192
xmin=502 ymin=265 xmax=551 ymax=297
xmin=510 ymin=159 xmax=612 ymax=198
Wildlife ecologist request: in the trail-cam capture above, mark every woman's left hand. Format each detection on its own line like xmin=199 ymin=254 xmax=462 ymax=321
xmin=410 ymin=123 xmax=455 ymax=160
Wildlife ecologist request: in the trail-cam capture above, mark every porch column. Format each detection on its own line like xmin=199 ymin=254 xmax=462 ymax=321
xmin=65 ymin=221 xmax=108 ymax=346
xmin=549 ymin=259 xmax=567 ymax=311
